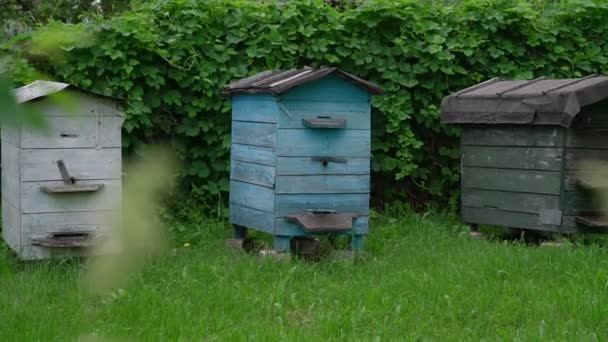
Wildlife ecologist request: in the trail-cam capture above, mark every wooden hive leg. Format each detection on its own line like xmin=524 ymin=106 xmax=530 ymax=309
xmin=273 ymin=236 xmax=291 ymax=253
xmin=350 ymin=235 xmax=364 ymax=252
xmin=233 ymin=224 xmax=247 ymax=239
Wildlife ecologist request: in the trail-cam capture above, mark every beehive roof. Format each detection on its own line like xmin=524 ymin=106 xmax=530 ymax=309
xmin=13 ymin=80 xmax=123 ymax=104
xmin=223 ymin=67 xmax=384 ymax=96
xmin=441 ymin=75 xmax=608 ymax=127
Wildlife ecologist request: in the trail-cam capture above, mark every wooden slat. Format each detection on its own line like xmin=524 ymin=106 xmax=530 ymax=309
xmin=1 ymin=142 xmax=21 ymax=209
xmin=232 ymin=121 xmax=276 ymax=148
xmin=1 ymin=125 xmax=21 ymax=147
xmin=275 ymin=216 xmax=368 ymax=236
xmin=276 ymin=156 xmax=369 ymax=175
xmin=229 ymin=204 xmax=275 ymax=234
xmin=276 ymin=175 xmax=370 ymax=194
xmin=277 ymin=129 xmax=370 ymax=157
xmin=21 ymin=179 xmax=121 ymax=214
xmin=462 ymin=127 xmax=564 ymax=147
xmin=561 ymin=191 xmax=596 ymax=215
xmin=461 ymin=189 xmax=559 ymax=214
xmin=21 ymin=148 xmax=121 ymax=182
xmin=229 ymin=180 xmax=274 ymax=212
xmin=230 ymin=160 xmax=275 ymax=188
xmin=231 ymin=95 xmax=278 ymax=123
xmin=279 ymin=75 xmax=370 ymax=103
xmin=462 ymin=207 xmax=561 ymax=232
xmin=567 ymin=129 xmax=608 ymax=149
xmin=275 ymin=193 xmax=369 ymax=217
xmin=565 ymin=149 xmax=608 ymax=170
xmin=563 ymin=170 xmax=600 ymax=191
xmin=2 ymin=200 xmax=21 ymax=249
xmin=278 ymin=101 xmax=370 ymax=129
xmin=231 ymin=144 xmax=275 ymax=166
xmin=462 ymin=146 xmax=562 ymax=171
xmin=22 ymin=116 xmax=122 ymax=149
xmin=22 ymin=210 xmax=115 ymax=236
xmin=462 ymin=167 xmax=562 ymax=195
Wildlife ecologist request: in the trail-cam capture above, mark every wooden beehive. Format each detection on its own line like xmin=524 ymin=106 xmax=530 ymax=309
xmin=3 ymin=81 xmax=124 ymax=259
xmin=441 ymin=76 xmax=608 ymax=233
xmin=223 ymin=67 xmax=383 ymax=252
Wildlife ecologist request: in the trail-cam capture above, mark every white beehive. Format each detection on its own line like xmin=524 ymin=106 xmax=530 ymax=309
xmin=2 ymin=81 xmax=124 ymax=260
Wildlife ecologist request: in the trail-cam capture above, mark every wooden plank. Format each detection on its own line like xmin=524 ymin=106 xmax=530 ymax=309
xmin=278 ymin=75 xmax=370 ymax=103
xmin=278 ymin=101 xmax=370 ymax=129
xmin=1 ymin=143 xmax=21 ymax=209
xmin=562 ymin=191 xmax=596 ymax=215
xmin=565 ymin=149 xmax=608 ymax=170
xmin=22 ymin=210 xmax=116 ymax=236
xmin=40 ymin=184 xmax=104 ymax=193
xmin=567 ymin=129 xmax=608 ymax=149
xmin=21 ymin=148 xmax=121 ymax=182
xmin=275 ymin=216 xmax=369 ymax=236
xmin=462 ymin=167 xmax=562 ymax=195
xmin=232 ymin=121 xmax=276 ymax=148
xmin=277 ymin=129 xmax=370 ymax=157
xmin=276 ymin=175 xmax=370 ymax=194
xmin=229 ymin=204 xmax=275 ymax=234
xmin=21 ymin=179 xmax=121 ymax=214
xmin=22 ymin=116 xmax=97 ymax=148
xmin=276 ymin=156 xmax=369 ymax=175
xmin=276 ymin=193 xmax=369 ymax=217
xmin=1 ymin=125 xmax=21 ymax=147
xmin=229 ymin=180 xmax=274 ymax=212
xmin=230 ymin=160 xmax=275 ymax=188
xmin=462 ymin=127 xmax=564 ymax=147
xmin=28 ymin=93 xmax=99 ymax=117
xmin=462 ymin=146 xmax=562 ymax=171
xmin=231 ymin=95 xmax=278 ymax=123
xmin=563 ymin=170 xmax=599 ymax=191
xmin=2 ymin=200 xmax=21 ymax=249
xmin=462 ymin=207 xmax=561 ymax=232
xmin=461 ymin=189 xmax=559 ymax=214
xmin=101 ymin=116 xmax=124 ymax=148
xmin=231 ymin=144 xmax=275 ymax=166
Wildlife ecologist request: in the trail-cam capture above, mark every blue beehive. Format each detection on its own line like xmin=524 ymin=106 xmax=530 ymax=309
xmin=223 ymin=67 xmax=383 ymax=252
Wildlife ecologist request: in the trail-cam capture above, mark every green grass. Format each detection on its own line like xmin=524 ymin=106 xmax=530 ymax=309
xmin=1 ymin=207 xmax=608 ymax=340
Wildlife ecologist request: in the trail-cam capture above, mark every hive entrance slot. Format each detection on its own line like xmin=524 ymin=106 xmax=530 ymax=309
xmin=31 ymin=231 xmax=101 ymax=248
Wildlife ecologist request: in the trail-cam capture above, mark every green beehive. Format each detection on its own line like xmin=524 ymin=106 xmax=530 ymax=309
xmin=441 ymin=75 xmax=608 ymax=233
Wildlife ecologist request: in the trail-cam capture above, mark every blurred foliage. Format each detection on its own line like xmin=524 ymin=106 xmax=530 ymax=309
xmin=4 ymin=0 xmax=608 ymax=210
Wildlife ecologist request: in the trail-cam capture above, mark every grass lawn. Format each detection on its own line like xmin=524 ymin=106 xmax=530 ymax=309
xmin=1 ymin=207 xmax=608 ymax=340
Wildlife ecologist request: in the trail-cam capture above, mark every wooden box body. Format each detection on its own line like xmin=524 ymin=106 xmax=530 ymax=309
xmin=460 ymin=100 xmax=608 ymax=233
xmin=229 ymin=75 xmax=371 ymax=238
xmin=2 ymin=90 xmax=124 ymax=259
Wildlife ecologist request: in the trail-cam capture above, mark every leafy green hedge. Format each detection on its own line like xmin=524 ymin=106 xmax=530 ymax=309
xmin=9 ymin=0 xmax=608 ymax=209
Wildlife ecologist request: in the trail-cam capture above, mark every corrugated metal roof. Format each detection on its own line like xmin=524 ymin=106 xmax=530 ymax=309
xmin=13 ymin=80 xmax=122 ymax=104
xmin=223 ymin=67 xmax=384 ymax=96
xmin=441 ymin=75 xmax=608 ymax=127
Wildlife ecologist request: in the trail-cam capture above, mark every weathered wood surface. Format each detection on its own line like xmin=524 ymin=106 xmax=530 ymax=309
xmin=278 ymin=75 xmax=370 ymax=103
xmin=462 ymin=167 xmax=562 ymax=195
xmin=229 ymin=203 xmax=274 ymax=234
xmin=462 ymin=146 xmax=562 ymax=171
xmin=462 ymin=127 xmax=564 ymax=147
xmin=2 ymin=200 xmax=21 ymax=249
xmin=21 ymin=179 xmax=121 ymax=214
xmin=275 ymin=216 xmax=369 ymax=236
xmin=232 ymin=121 xmax=276 ymax=148
xmin=277 ymin=129 xmax=370 ymax=157
xmin=561 ymin=191 xmax=596 ymax=215
xmin=276 ymin=156 xmax=369 ymax=175
xmin=21 ymin=148 xmax=121 ymax=182
xmin=40 ymin=183 xmax=104 ymax=193
xmin=229 ymin=180 xmax=275 ymax=212
xmin=275 ymin=175 xmax=370 ymax=194
xmin=1 ymin=125 xmax=21 ymax=146
xmin=278 ymin=101 xmax=370 ymax=129
xmin=566 ymin=129 xmax=608 ymax=149
xmin=1 ymin=143 xmax=21 ymax=208
xmin=21 ymin=116 xmax=123 ymax=149
xmin=231 ymin=95 xmax=278 ymax=123
xmin=275 ymin=193 xmax=369 ymax=217
xmin=22 ymin=210 xmax=115 ymax=235
xmin=462 ymin=207 xmax=561 ymax=232
xmin=461 ymin=189 xmax=559 ymax=214
xmin=565 ymin=148 xmax=608 ymax=169
xmin=231 ymin=144 xmax=275 ymax=166
xmin=563 ymin=170 xmax=599 ymax=191
xmin=230 ymin=160 xmax=275 ymax=188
